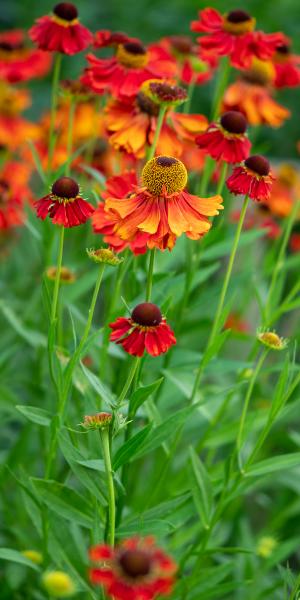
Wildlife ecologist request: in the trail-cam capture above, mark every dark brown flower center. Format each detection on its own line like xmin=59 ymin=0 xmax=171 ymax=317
xmin=220 ymin=111 xmax=247 ymax=134
xmin=0 ymin=40 xmax=24 ymax=52
xmin=156 ymin=156 xmax=178 ymax=168
xmin=123 ymin=42 xmax=146 ymax=56
xmin=136 ymin=92 xmax=159 ymax=116
xmin=53 ymin=2 xmax=78 ymax=21
xmin=169 ymin=35 xmax=193 ymax=54
xmin=276 ymin=43 xmax=290 ymax=55
xmin=0 ymin=180 xmax=9 ymax=204
xmin=131 ymin=303 xmax=162 ymax=327
xmin=245 ymin=155 xmax=270 ymax=176
xmin=227 ymin=10 xmax=251 ymax=23
xmin=118 ymin=549 xmax=151 ymax=579
xmin=52 ymin=176 xmax=79 ymax=198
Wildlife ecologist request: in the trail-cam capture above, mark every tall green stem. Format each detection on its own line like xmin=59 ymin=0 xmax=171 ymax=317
xmin=216 ymin=162 xmax=228 ymax=195
xmin=146 ymin=249 xmax=156 ymax=301
xmin=65 ymin=97 xmax=76 ymax=176
xmin=100 ymin=428 xmax=115 ymax=546
xmin=51 ymin=226 xmax=65 ymax=323
xmin=264 ymin=198 xmax=300 ymax=324
xmin=211 ymin=56 xmax=230 ymax=121
xmin=190 ymin=195 xmax=250 ymax=402
xmin=183 ymin=76 xmax=196 ymax=114
xmin=47 ymin=53 xmax=62 ymax=174
xmin=116 ymin=357 xmax=140 ymax=408
xmin=147 ymin=106 xmax=166 ymax=160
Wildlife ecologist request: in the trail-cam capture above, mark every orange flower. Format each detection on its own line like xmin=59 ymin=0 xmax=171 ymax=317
xmin=105 ymin=91 xmax=207 ymax=159
xmin=104 ymin=155 xmax=223 ymax=251
xmin=222 ymin=60 xmax=290 ymax=127
xmin=0 ymin=81 xmax=41 ymax=150
xmin=0 ymin=161 xmax=32 ymax=230
xmin=262 ymin=164 xmax=300 ymax=218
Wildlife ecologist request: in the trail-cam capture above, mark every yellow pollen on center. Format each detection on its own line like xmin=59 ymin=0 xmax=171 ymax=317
xmin=52 ymin=14 xmax=79 ymax=27
xmin=223 ymin=15 xmax=256 ymax=35
xmin=116 ymin=44 xmax=148 ymax=68
xmin=142 ymin=156 xmax=188 ymax=196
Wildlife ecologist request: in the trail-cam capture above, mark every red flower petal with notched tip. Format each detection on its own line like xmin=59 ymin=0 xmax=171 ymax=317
xmin=29 ymin=16 xmax=92 ymax=55
xmin=109 ymin=316 xmax=176 ymax=357
xmin=196 ymin=124 xmax=251 ymax=163
xmin=35 ymin=194 xmax=94 ymax=227
xmin=226 ymin=164 xmax=274 ymax=201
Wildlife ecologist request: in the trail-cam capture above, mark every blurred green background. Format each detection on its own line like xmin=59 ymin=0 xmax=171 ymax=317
xmin=1 ymin=0 xmax=300 ymax=159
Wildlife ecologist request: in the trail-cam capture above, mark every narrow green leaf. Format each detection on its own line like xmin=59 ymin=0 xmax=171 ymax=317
xmin=189 ymin=446 xmax=213 ymax=529
xmin=0 ymin=548 xmax=40 ymax=571
xmin=130 ymin=378 xmax=164 ymax=416
xmin=246 ymin=453 xmax=300 ymax=478
xmin=81 ymin=363 xmax=115 ymax=407
xmin=16 ymin=405 xmax=52 ymax=427
xmin=113 ymin=424 xmax=152 ymax=470
xmin=0 ymin=300 xmax=46 ymax=348
xmin=26 ymin=140 xmax=46 ymax=183
xmin=31 ymin=478 xmax=93 ymax=528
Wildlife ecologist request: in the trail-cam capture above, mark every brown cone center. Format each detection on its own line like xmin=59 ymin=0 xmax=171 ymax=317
xmin=220 ymin=111 xmax=247 ymax=134
xmin=227 ymin=9 xmax=251 ymax=23
xmin=51 ymin=176 xmax=79 ymax=199
xmin=131 ymin=303 xmax=162 ymax=327
xmin=123 ymin=42 xmax=146 ymax=56
xmin=156 ymin=156 xmax=177 ymax=168
xmin=118 ymin=549 xmax=151 ymax=579
xmin=53 ymin=2 xmax=78 ymax=21
xmin=245 ymin=155 xmax=270 ymax=176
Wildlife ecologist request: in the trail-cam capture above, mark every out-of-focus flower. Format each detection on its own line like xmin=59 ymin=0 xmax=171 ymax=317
xmin=262 ymin=164 xmax=300 ymax=218
xmin=42 ymin=570 xmax=75 ymax=597
xmin=35 ymin=176 xmax=94 ymax=227
xmin=110 ymin=303 xmax=176 ymax=357
xmin=82 ymin=33 xmax=176 ymax=99
xmin=226 ymin=155 xmax=274 ymax=201
xmin=104 ymin=85 xmax=207 ymax=159
xmin=273 ymin=40 xmax=300 ymax=88
xmin=86 ymin=247 xmax=123 ymax=265
xmin=256 ymin=536 xmax=278 ymax=558
xmin=159 ymin=35 xmax=216 ymax=85
xmin=81 ymin=412 xmax=113 ymax=430
xmin=90 ymin=536 xmax=177 ymax=599
xmin=0 ymin=29 xmax=51 ymax=82
xmin=46 ymin=266 xmax=76 ymax=283
xmin=290 ymin=232 xmax=300 ymax=253
xmin=104 ymin=156 xmax=223 ymax=251
xmin=0 ymin=81 xmax=40 ymax=150
xmin=257 ymin=329 xmax=288 ymax=351
xmin=92 ymin=171 xmax=148 ymax=255
xmin=0 ymin=161 xmax=32 ymax=230
xmin=191 ymin=7 xmax=285 ymax=69
xmin=22 ymin=550 xmax=43 ymax=564
xmin=230 ymin=208 xmax=281 ymax=241
xmin=196 ymin=110 xmax=251 ymax=163
xmin=224 ymin=312 xmax=249 ymax=333
xmin=29 ymin=3 xmax=93 ymax=55
xmin=222 ymin=59 xmax=290 ymax=127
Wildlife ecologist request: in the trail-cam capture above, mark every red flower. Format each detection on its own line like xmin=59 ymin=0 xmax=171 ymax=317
xmin=191 ymin=7 xmax=285 ymax=69
xmin=226 ymin=155 xmax=274 ymax=201
xmin=35 ymin=176 xmax=94 ymax=227
xmin=104 ymin=156 xmax=223 ymax=251
xmin=196 ymin=111 xmax=251 ymax=163
xmin=82 ymin=33 xmax=176 ymax=99
xmin=0 ymin=161 xmax=32 ymax=230
xmin=158 ymin=35 xmax=216 ymax=85
xmin=92 ymin=172 xmax=148 ymax=255
xmin=109 ymin=303 xmax=176 ymax=357
xmin=0 ymin=29 xmax=51 ymax=83
xmin=290 ymin=233 xmax=300 ymax=253
xmin=90 ymin=536 xmax=176 ymax=600
xmin=273 ymin=41 xmax=300 ymax=88
xmin=29 ymin=3 xmax=93 ymax=55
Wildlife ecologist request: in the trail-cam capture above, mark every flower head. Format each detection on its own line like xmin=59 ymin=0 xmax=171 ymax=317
xmin=42 ymin=571 xmax=75 ymax=597
xmin=144 ymin=80 xmax=187 ymax=109
xmin=256 ymin=536 xmax=278 ymax=558
xmin=22 ymin=550 xmax=43 ymax=564
xmin=87 ymin=247 xmax=123 ymax=266
xmin=0 ymin=29 xmax=51 ymax=83
xmin=273 ymin=41 xmax=300 ymax=88
xmin=104 ymin=155 xmax=223 ymax=250
xmin=29 ymin=3 xmax=93 ymax=55
xmin=191 ymin=7 xmax=285 ymax=69
xmin=196 ymin=110 xmax=251 ymax=163
xmin=257 ymin=329 xmax=288 ymax=351
xmin=81 ymin=412 xmax=113 ymax=430
xmin=109 ymin=303 xmax=176 ymax=357
xmin=226 ymin=155 xmax=274 ymax=201
xmin=35 ymin=176 xmax=94 ymax=227
xmin=46 ymin=266 xmax=75 ymax=284
xmin=159 ymin=35 xmax=216 ymax=85
xmin=82 ymin=33 xmax=176 ymax=99
xmin=89 ymin=536 xmax=177 ymax=600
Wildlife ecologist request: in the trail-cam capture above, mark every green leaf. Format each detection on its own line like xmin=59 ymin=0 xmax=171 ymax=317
xmin=16 ymin=405 xmax=52 ymax=427
xmin=189 ymin=446 xmax=213 ymax=529
xmin=79 ymin=164 xmax=106 ymax=186
xmin=0 ymin=548 xmax=40 ymax=571
xmin=81 ymin=363 xmax=115 ymax=407
xmin=26 ymin=140 xmax=46 ymax=183
xmin=130 ymin=378 xmax=164 ymax=416
xmin=0 ymin=300 xmax=46 ymax=348
xmin=31 ymin=478 xmax=93 ymax=528
xmin=202 ymin=229 xmax=266 ymax=261
xmin=201 ymin=329 xmax=231 ymax=369
xmin=246 ymin=453 xmax=300 ymax=478
xmin=113 ymin=424 xmax=153 ymax=470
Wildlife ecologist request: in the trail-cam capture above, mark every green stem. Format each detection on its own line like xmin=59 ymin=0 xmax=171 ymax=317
xmin=47 ymin=53 xmax=62 ymax=174
xmin=116 ymin=357 xmax=140 ymax=408
xmin=236 ymin=349 xmax=269 ymax=466
xmin=183 ymin=76 xmax=196 ymax=114
xmin=65 ymin=97 xmax=76 ymax=176
xmin=50 ymin=226 xmax=65 ymax=323
xmin=198 ymin=155 xmax=215 ymax=197
xmin=211 ymin=56 xmax=230 ymax=121
xmin=146 ymin=249 xmax=156 ymax=301
xmin=100 ymin=428 xmax=115 ymax=546
xmin=148 ymin=106 xmax=166 ymax=160
xmin=264 ymin=198 xmax=300 ymax=324
xmin=216 ymin=161 xmax=228 ymax=195
xmin=190 ymin=195 xmax=250 ymax=402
